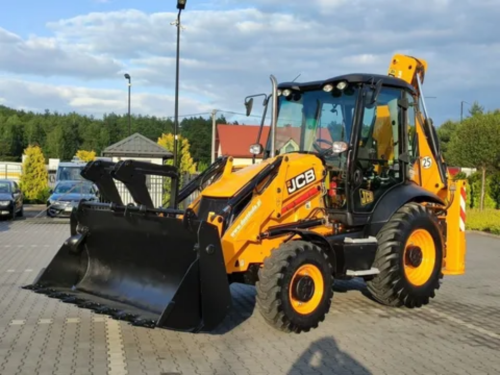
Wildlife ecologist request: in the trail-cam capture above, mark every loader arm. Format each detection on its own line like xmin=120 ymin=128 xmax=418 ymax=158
xmin=178 ymin=156 xmax=229 ymax=203
xmin=81 ymin=159 xmax=123 ymax=205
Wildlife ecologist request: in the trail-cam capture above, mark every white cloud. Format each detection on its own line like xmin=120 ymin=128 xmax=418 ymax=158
xmin=0 ymin=0 xmax=499 ymax=125
xmin=0 ymin=77 xmax=213 ymax=117
xmin=0 ymin=27 xmax=123 ymax=79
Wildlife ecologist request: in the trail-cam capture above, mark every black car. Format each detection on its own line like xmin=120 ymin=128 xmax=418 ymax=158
xmin=47 ymin=180 xmax=99 ymax=217
xmin=0 ymin=179 xmax=24 ymax=219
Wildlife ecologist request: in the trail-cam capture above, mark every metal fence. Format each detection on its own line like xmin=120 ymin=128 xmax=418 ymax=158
xmin=98 ymin=172 xmax=202 ymax=209
xmin=100 ymin=174 xmax=166 ymax=207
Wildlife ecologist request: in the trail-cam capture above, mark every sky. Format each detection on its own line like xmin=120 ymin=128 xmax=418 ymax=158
xmin=0 ymin=0 xmax=499 ymax=126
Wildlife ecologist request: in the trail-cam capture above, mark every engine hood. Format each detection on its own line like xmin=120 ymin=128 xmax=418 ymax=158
xmin=200 ymin=159 xmax=272 ymax=198
xmin=49 ymin=193 xmax=97 ymax=202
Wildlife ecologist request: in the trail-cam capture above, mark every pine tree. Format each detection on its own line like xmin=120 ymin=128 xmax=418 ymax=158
xmin=19 ymin=145 xmax=49 ymax=203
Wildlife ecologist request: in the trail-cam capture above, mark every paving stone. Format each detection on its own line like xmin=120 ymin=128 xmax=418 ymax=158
xmin=2 ymin=223 xmax=500 ymax=375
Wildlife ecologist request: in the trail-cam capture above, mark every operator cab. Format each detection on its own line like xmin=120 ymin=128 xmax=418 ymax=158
xmin=248 ymin=73 xmax=421 ymax=226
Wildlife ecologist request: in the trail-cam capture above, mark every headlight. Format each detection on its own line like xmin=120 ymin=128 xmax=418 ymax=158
xmin=0 ymin=200 xmax=10 ymax=205
xmin=249 ymin=143 xmax=263 ymax=155
xmin=323 ymin=84 xmax=334 ymax=92
xmin=336 ymin=81 xmax=348 ymax=90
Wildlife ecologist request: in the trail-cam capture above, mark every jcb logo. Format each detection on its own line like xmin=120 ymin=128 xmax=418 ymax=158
xmin=286 ymin=169 xmax=316 ymax=194
xmin=359 ymin=189 xmax=374 ymax=206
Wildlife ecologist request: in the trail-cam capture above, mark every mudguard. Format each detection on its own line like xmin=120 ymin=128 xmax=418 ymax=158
xmin=365 ymin=182 xmax=445 ymax=236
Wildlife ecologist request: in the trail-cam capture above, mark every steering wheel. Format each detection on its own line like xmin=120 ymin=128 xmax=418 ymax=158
xmin=313 ymin=138 xmax=334 ymax=155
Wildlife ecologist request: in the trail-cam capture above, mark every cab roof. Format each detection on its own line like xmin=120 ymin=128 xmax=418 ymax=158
xmin=278 ymin=73 xmax=415 ymax=93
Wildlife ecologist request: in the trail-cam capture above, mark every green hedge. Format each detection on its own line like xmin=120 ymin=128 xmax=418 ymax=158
xmin=466 ymin=209 xmax=500 ymax=235
xmin=465 ymin=172 xmax=499 ymax=210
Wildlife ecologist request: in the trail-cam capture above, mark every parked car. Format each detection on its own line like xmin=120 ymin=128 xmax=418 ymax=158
xmin=0 ymin=179 xmax=24 ymax=219
xmin=55 ymin=161 xmax=87 ymax=182
xmin=47 ymin=180 xmax=99 ymax=217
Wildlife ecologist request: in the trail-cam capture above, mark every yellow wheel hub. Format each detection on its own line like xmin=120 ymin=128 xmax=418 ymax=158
xmin=403 ymin=229 xmax=436 ymax=286
xmin=289 ymin=264 xmax=324 ymax=315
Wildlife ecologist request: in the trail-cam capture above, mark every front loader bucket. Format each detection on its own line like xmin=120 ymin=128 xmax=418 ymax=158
xmin=23 ymin=203 xmax=232 ymax=332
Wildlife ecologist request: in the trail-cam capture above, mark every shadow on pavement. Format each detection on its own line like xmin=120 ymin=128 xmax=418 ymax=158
xmin=288 ymin=337 xmax=372 ymax=375
xmin=208 ymin=284 xmax=256 ymax=335
xmin=209 ymin=278 xmax=383 ymax=335
xmin=334 ymin=278 xmax=380 ymax=303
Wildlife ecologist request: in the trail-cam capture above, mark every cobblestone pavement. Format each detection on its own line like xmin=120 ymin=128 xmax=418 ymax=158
xmin=1 ymin=217 xmax=500 ymax=375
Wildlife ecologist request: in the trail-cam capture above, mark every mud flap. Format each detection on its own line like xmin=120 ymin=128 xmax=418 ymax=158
xmin=23 ymin=203 xmax=232 ymax=333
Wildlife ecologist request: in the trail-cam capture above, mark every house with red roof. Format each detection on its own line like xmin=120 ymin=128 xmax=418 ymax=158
xmin=216 ymin=124 xmax=332 ymax=166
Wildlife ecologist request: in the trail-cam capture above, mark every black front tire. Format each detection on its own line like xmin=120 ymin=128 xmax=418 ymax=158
xmin=366 ymin=202 xmax=444 ymax=308
xmin=256 ymin=240 xmax=334 ymax=333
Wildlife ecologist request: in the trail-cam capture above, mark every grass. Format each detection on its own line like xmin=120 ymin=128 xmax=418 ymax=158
xmin=466 ymin=208 xmax=500 ymax=235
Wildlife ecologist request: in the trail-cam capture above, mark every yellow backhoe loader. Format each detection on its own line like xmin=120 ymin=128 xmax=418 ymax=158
xmin=24 ymin=54 xmax=467 ymax=333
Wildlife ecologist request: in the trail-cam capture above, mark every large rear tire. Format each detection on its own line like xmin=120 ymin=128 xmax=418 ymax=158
xmin=366 ymin=202 xmax=444 ymax=308
xmin=256 ymin=240 xmax=334 ymax=333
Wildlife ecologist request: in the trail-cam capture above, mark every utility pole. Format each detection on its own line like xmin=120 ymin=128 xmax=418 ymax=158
xmin=124 ymin=73 xmax=131 ymax=135
xmin=461 ymin=100 xmax=470 ymax=122
xmin=211 ymin=109 xmax=217 ymax=163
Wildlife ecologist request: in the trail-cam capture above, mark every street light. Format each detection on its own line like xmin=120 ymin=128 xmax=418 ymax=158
xmin=124 ymin=73 xmax=131 ymax=136
xmin=172 ymin=0 xmax=187 ymax=168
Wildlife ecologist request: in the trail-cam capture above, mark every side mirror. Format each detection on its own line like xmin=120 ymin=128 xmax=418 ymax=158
xmin=249 ymin=143 xmax=263 ymax=155
xmin=332 ymin=141 xmax=349 ymax=154
xmin=244 ymin=98 xmax=254 ymax=116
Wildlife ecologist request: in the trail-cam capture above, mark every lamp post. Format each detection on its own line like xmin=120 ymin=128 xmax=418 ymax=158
xmin=173 ymin=0 xmax=187 ymax=168
xmin=124 ymin=73 xmax=131 ymax=135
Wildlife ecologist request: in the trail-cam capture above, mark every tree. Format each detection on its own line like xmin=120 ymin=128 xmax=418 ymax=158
xmin=0 ymin=114 xmax=23 ymax=160
xmin=447 ymin=112 xmax=500 ymax=210
xmin=436 ymin=120 xmax=459 ymax=161
xmin=0 ymin=104 xmax=216 ymax=166
xmin=180 ymin=116 xmax=212 ymax=165
xmin=489 ymin=172 xmax=500 ymax=209
xmin=469 ymin=101 xmax=484 ymax=117
xmin=157 ymin=133 xmax=196 ymax=206
xmin=75 ymin=150 xmax=96 ymax=162
xmin=19 ymin=145 xmax=49 ymax=203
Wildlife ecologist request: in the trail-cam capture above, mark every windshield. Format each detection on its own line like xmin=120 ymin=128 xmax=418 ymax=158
xmin=0 ymin=182 xmax=11 ymax=194
xmin=54 ymin=182 xmax=94 ymax=195
xmin=57 ymin=166 xmax=85 ymax=181
xmin=267 ymin=84 xmax=359 ymax=155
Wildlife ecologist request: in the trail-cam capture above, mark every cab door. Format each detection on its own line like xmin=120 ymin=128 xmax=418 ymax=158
xmin=349 ymin=85 xmax=405 ymax=214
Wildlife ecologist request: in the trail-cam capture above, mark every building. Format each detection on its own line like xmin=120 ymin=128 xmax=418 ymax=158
xmin=215 ymin=124 xmax=333 ymax=167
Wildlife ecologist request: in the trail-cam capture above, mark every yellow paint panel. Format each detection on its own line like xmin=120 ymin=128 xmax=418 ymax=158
xmin=210 ymin=153 xmax=331 ymax=273
xmin=201 ymin=159 xmax=270 ymax=198
xmin=387 ymin=54 xmax=428 ymax=85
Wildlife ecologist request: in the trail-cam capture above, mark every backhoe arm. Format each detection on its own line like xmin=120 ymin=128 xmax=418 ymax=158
xmin=388 ymin=54 xmax=448 ymax=194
